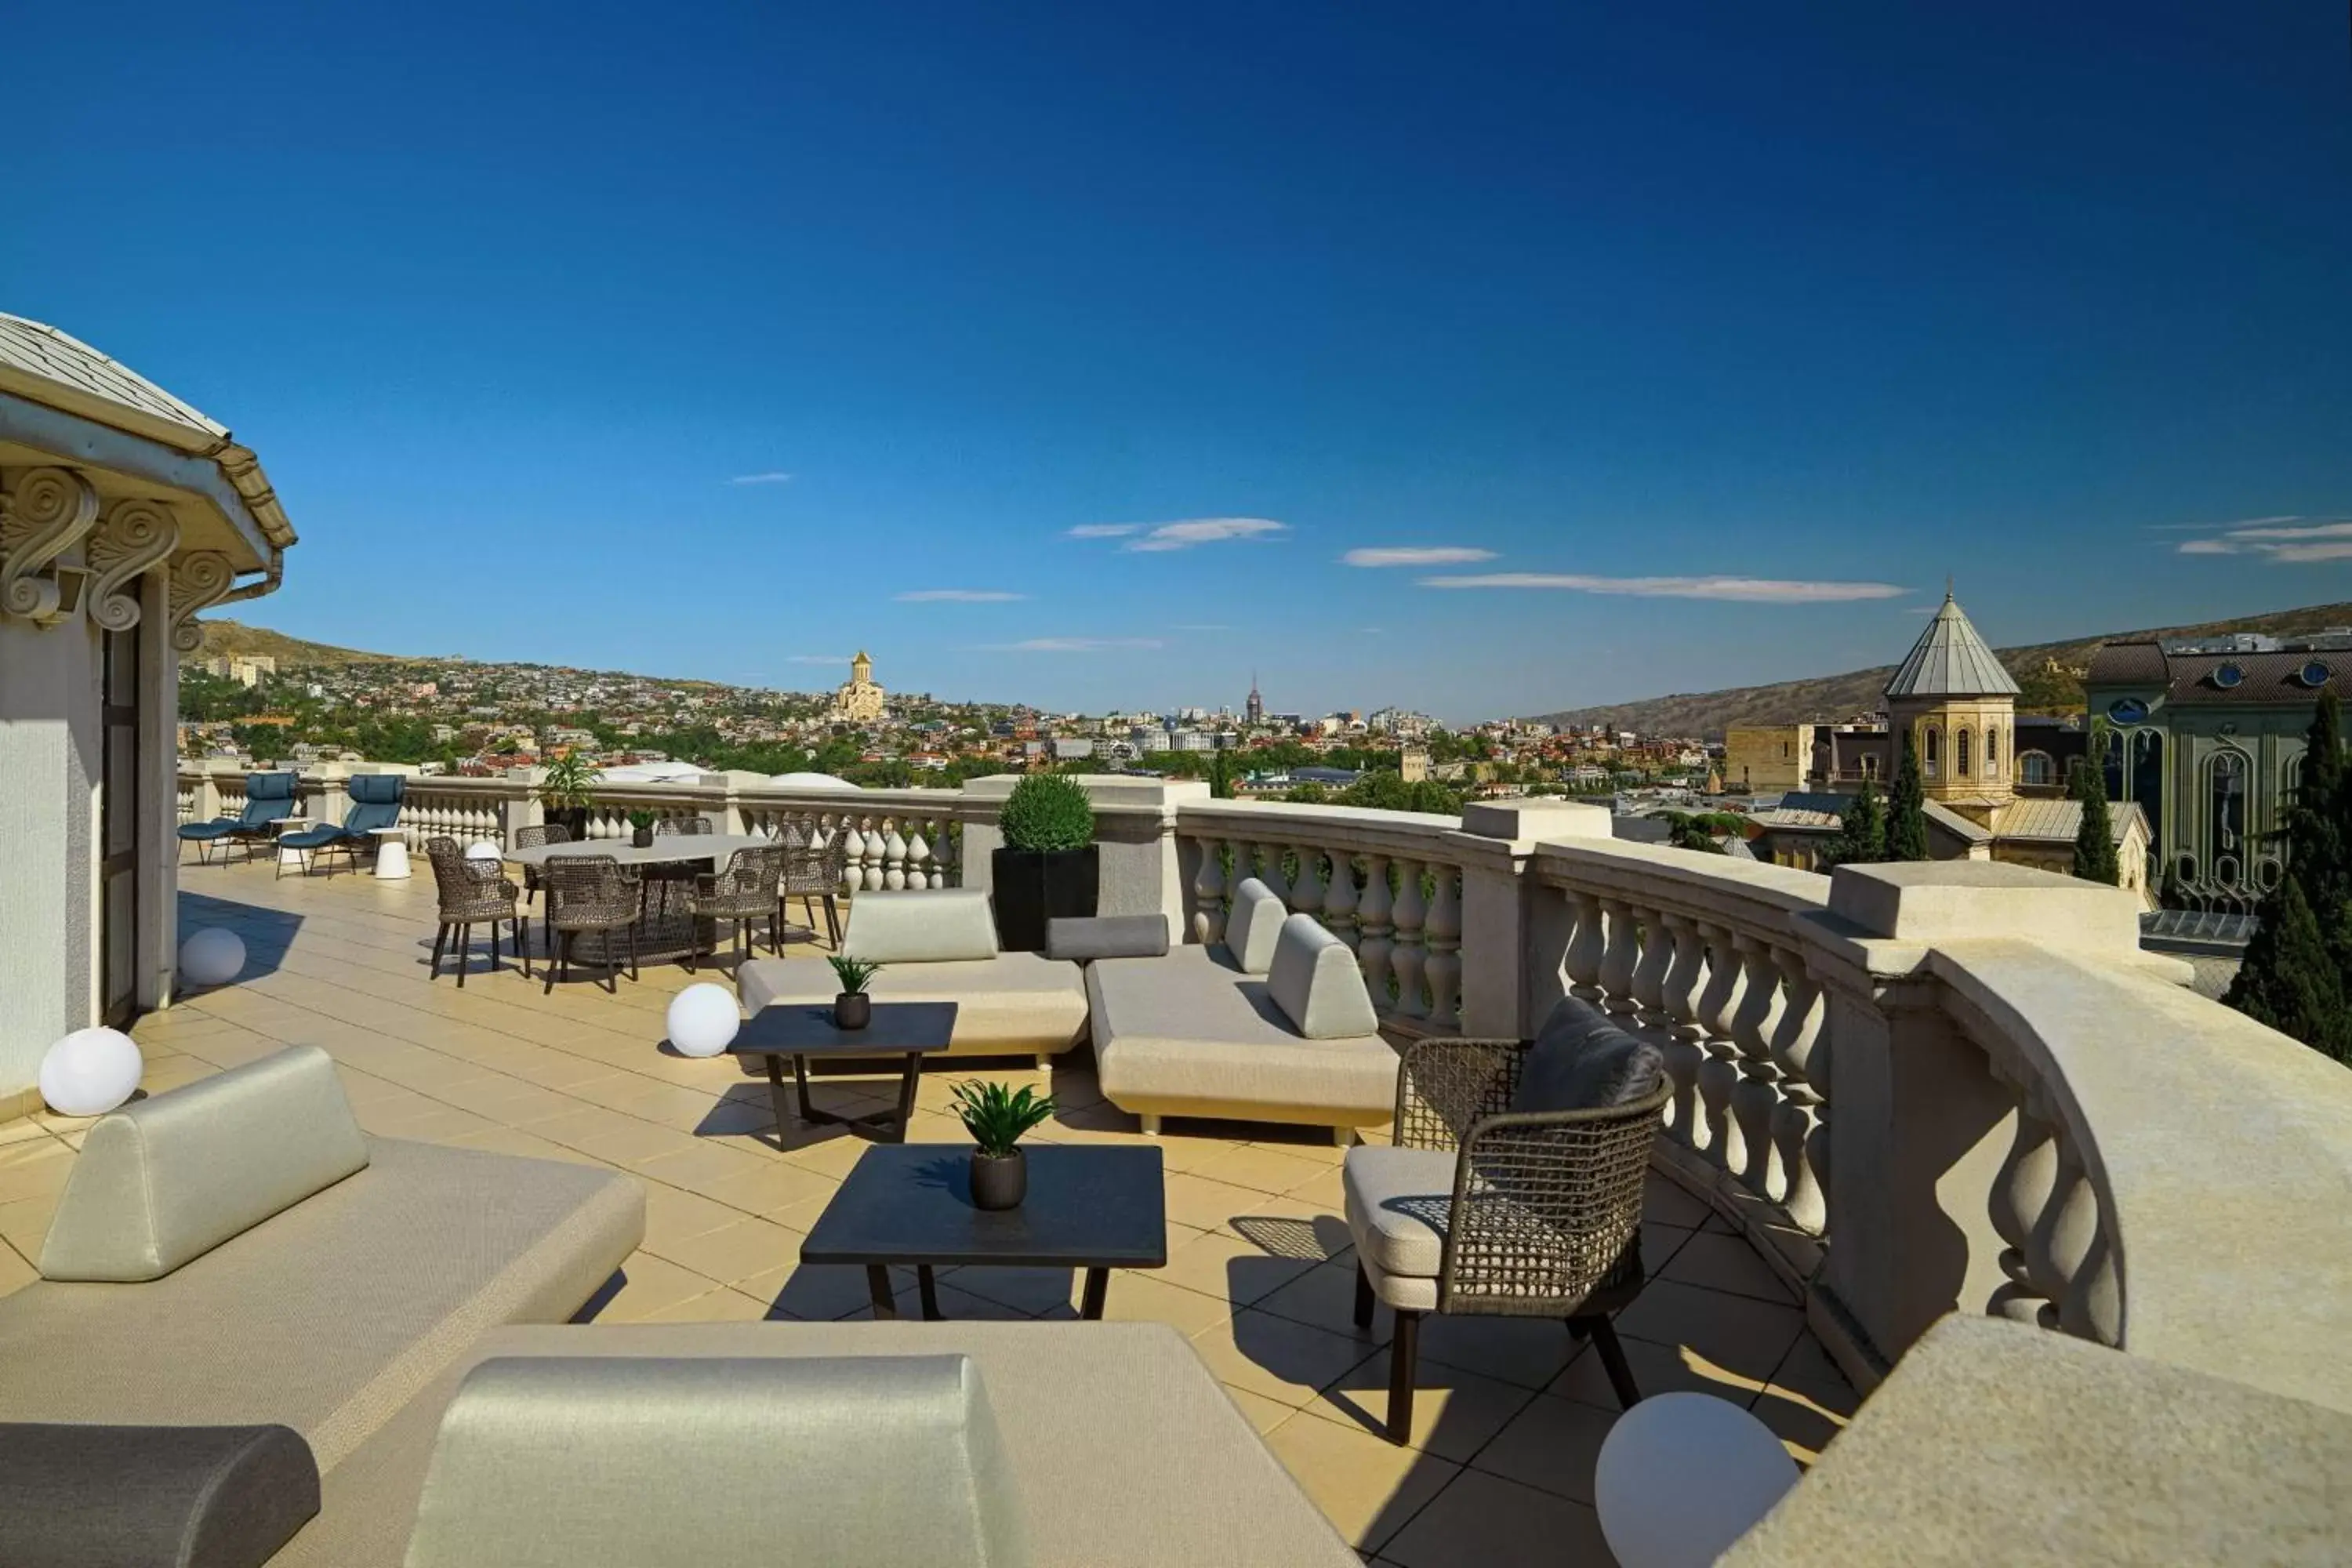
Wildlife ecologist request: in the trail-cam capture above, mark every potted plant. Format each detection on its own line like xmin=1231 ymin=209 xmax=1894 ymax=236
xmin=626 ymin=809 xmax=657 ymax=848
xmin=950 ymin=1081 xmax=1056 ymax=1210
xmin=539 ymin=753 xmax=601 ymax=842
xmin=828 ymin=954 xmax=881 ymax=1030
xmin=991 ymin=774 xmax=1098 ymax=953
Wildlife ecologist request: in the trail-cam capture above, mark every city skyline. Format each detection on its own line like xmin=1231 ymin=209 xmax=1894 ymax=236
xmin=10 ymin=2 xmax=2349 ymax=717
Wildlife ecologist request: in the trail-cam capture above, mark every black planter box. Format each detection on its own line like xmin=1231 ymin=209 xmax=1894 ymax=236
xmin=990 ymin=846 xmax=1099 ymax=953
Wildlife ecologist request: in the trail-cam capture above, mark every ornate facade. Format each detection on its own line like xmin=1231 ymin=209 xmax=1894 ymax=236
xmin=830 ymin=650 xmax=886 ymax=723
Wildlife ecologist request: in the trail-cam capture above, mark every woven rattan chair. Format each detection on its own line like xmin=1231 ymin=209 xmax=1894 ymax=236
xmin=684 ymin=844 xmax=786 ymax=973
xmin=655 ymin=816 xmax=713 ymax=834
xmin=423 ymin=837 xmax=528 ymax=987
xmin=1345 ymin=1036 xmax=1670 ymax=1442
xmin=778 ymin=829 xmax=850 ymax=947
xmin=514 ymin=822 xmax=569 ymax=913
xmin=543 ymin=855 xmax=643 ymax=995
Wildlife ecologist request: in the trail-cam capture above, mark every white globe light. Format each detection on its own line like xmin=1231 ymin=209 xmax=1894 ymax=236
xmin=179 ymin=927 xmax=248 ymax=988
xmin=1595 ymin=1392 xmax=1799 ymax=1568
xmin=466 ymin=841 xmax=502 ymax=861
xmin=40 ymin=1027 xmax=145 ymax=1118
xmin=666 ymin=983 xmax=741 ymax=1058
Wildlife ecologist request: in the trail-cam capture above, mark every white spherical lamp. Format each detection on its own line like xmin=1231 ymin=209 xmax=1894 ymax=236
xmin=666 ymin=983 xmax=741 ymax=1058
xmin=1595 ymin=1392 xmax=1799 ymax=1568
xmin=40 ymin=1027 xmax=145 ymax=1118
xmin=179 ymin=927 xmax=248 ymax=988
xmin=465 ymin=840 xmax=502 ymax=861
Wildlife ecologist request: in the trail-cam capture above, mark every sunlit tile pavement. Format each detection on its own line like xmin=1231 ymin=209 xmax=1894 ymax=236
xmin=0 ymin=856 xmax=1858 ymax=1562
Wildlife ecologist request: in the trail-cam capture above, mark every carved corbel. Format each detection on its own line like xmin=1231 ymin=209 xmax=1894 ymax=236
xmin=0 ymin=466 xmax=102 ymax=624
xmin=85 ymin=499 xmax=182 ymax=633
xmin=167 ymin=550 xmax=234 ymax=654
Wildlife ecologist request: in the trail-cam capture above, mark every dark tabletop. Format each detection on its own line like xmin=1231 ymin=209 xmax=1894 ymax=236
xmin=728 ymin=1001 xmax=959 ymax=1060
xmin=800 ymin=1143 xmax=1167 ymax=1269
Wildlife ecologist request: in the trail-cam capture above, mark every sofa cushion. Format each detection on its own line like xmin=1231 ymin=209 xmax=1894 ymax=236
xmin=843 ymin=889 xmax=1001 ymax=963
xmin=1046 ymin=914 xmax=1171 ymax=963
xmin=1265 ymin=914 xmax=1381 ymax=1040
xmin=1508 ymin=996 xmax=1667 ymax=1116
xmin=1222 ymin=879 xmax=1286 ymax=975
xmin=405 ymin=1355 xmax=1028 ymax=1568
xmin=1341 ymin=1146 xmax=1461 ymax=1279
xmin=739 ymin=953 xmax=1087 ymax=1058
xmin=1088 ymin=951 xmax=1396 ymax=1127
xmin=0 ymin=1138 xmax=644 ymax=1474
xmin=278 ymin=1323 xmax=1357 ymax=1568
xmin=40 ymin=1044 xmax=370 ymax=1283
xmin=0 ymin=1421 xmax=320 ymax=1568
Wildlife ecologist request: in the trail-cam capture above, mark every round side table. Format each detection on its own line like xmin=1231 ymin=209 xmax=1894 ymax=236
xmin=372 ymin=828 xmax=412 ymax=880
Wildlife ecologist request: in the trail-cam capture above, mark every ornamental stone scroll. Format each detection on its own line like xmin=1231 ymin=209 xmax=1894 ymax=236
xmin=0 ymin=466 xmax=101 ymax=623
xmin=85 ymin=499 xmax=182 ymax=632
xmin=168 ymin=550 xmax=235 ymax=653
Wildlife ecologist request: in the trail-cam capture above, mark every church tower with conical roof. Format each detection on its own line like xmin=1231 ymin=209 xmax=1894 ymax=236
xmin=1884 ymin=588 xmax=2019 ymax=818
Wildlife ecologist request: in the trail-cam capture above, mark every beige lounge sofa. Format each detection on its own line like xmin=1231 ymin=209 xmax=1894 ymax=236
xmin=0 ymin=1044 xmax=644 ymax=1563
xmin=739 ymin=888 xmax=1087 ymax=1065
xmin=357 ymin=1322 xmax=1359 ymax=1567
xmin=1090 ymin=880 xmax=1398 ymax=1140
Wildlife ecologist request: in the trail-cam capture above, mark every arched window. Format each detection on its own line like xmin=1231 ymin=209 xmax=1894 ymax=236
xmin=2129 ymin=730 xmax=2164 ymax=845
xmin=2209 ymin=750 xmax=2249 ymax=884
xmin=2020 ymin=750 xmax=2053 ymax=786
xmin=1984 ymin=727 xmax=1999 ymax=775
xmin=1923 ymin=726 xmax=1940 ymax=780
xmin=1956 ymin=728 xmax=1972 ymax=777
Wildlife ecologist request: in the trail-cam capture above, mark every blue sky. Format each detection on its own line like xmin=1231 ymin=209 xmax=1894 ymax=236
xmin=9 ymin=2 xmax=2348 ymax=720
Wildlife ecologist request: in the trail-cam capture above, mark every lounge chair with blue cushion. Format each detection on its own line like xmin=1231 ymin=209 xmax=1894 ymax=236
xmin=278 ymin=774 xmax=405 ymax=878
xmin=177 ymin=771 xmax=299 ymax=866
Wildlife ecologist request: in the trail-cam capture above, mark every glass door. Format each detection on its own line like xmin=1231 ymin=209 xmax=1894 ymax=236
xmin=100 ymin=624 xmax=141 ymax=1027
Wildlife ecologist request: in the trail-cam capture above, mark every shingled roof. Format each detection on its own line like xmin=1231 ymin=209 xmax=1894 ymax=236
xmin=1886 ymin=590 xmax=2020 ymax=699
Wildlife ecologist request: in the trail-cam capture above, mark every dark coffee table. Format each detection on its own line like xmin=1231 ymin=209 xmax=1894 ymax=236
xmin=728 ymin=1001 xmax=957 ymax=1145
xmin=801 ymin=1143 xmax=1167 ymax=1321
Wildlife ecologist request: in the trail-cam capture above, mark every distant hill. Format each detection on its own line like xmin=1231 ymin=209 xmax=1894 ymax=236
xmin=193 ymin=619 xmax=399 ymax=667
xmin=1534 ymin=601 xmax=2352 ymax=739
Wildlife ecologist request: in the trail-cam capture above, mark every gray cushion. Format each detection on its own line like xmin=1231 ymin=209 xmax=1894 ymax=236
xmin=40 ymin=1045 xmax=370 ymax=1283
xmin=0 ymin=1422 xmax=319 ymax=1568
xmin=843 ymin=889 xmax=1002 ymax=963
xmin=404 ymin=1355 xmax=1029 ymax=1568
xmin=1046 ymin=915 xmax=1171 ymax=963
xmin=1221 ymin=879 xmax=1287 ymax=975
xmin=1508 ymin=996 xmax=1667 ymax=1115
xmin=1265 ymin=914 xmax=1380 ymax=1040
xmin=1341 ymin=1146 xmax=1461 ymax=1279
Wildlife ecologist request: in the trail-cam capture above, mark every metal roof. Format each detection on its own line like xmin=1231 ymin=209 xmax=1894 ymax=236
xmin=1990 ymin=797 xmax=2144 ymax=846
xmin=0 ymin=312 xmax=227 ymax=445
xmin=2085 ymin=641 xmax=2344 ymax=706
xmin=1885 ymin=591 xmax=2020 ymax=699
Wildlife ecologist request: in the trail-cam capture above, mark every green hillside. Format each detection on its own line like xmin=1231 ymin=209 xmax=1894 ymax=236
xmin=193 ymin=619 xmax=398 ymax=667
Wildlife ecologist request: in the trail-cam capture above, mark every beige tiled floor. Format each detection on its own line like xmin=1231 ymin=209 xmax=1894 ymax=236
xmin=0 ymin=857 xmax=1860 ymax=1564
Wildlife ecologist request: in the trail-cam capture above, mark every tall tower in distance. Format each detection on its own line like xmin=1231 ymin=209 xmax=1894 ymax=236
xmin=1245 ymin=673 xmax=1263 ymax=727
xmin=1883 ymin=587 xmax=2019 ymax=822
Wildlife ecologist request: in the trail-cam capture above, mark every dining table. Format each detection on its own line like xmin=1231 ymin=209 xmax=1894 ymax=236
xmin=504 ymin=832 xmax=780 ymax=967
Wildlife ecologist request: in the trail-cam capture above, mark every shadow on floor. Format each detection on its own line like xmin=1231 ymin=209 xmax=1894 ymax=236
xmin=176 ymin=891 xmax=306 ymax=988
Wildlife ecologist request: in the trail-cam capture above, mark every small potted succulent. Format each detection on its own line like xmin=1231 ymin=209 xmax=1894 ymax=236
xmin=626 ymin=808 xmax=657 ymax=848
xmin=951 ymin=1081 xmax=1056 ymax=1210
xmin=828 ymin=954 xmax=881 ymax=1030
xmin=539 ymin=752 xmax=601 ymax=842
xmin=991 ymin=773 xmax=1098 ymax=953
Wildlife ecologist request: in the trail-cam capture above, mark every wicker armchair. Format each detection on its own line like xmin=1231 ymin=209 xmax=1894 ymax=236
xmin=1345 ymin=1036 xmax=1670 ymax=1442
xmin=655 ymin=816 xmax=713 ymax=834
xmin=685 ymin=844 xmax=786 ymax=973
xmin=543 ymin=855 xmax=643 ymax=995
xmin=778 ymin=831 xmax=851 ymax=947
xmin=514 ymin=822 xmax=569 ymax=913
xmin=423 ymin=837 xmax=528 ymax=987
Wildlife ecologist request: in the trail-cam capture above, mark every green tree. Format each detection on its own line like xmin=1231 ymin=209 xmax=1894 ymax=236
xmin=1206 ymin=752 xmax=1236 ymax=800
xmin=1828 ymin=777 xmax=1887 ymax=867
xmin=1887 ymin=736 xmax=1929 ymax=861
xmin=2070 ymin=750 xmax=2120 ymax=885
xmin=2226 ymin=691 xmax=2352 ymax=1060
xmin=1664 ymin=812 xmax=1725 ymax=855
xmin=1282 ymin=782 xmax=1332 ymax=804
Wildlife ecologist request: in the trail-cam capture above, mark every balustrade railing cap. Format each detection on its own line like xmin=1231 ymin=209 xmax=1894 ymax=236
xmin=1828 ymin=861 xmax=2141 ymax=954
xmin=1459 ymin=798 xmax=1611 ymax=843
xmin=962 ymin=773 xmax=1207 ymax=810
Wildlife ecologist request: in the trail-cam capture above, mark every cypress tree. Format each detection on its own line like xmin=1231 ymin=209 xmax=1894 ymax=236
xmin=2223 ymin=874 xmax=2352 ymax=1064
xmin=1887 ymin=736 xmax=1929 ymax=861
xmin=2071 ymin=751 xmax=2120 ymax=885
xmin=1828 ymin=777 xmax=1887 ymax=867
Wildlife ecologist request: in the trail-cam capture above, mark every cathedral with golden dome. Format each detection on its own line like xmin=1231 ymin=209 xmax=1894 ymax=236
xmin=829 ymin=651 xmax=886 ymax=723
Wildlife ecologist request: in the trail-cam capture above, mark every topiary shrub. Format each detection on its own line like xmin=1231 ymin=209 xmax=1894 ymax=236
xmin=999 ymin=773 xmax=1095 ymax=852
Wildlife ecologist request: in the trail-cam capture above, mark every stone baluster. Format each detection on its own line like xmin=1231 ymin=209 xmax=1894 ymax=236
xmin=1422 ymin=865 xmax=1462 ymax=1033
xmin=1322 ymin=851 xmax=1359 ymax=952
xmin=1628 ymin=901 xmax=1675 ymax=1044
xmin=1691 ymin=921 xmax=1748 ymax=1174
xmin=1595 ymin=898 xmax=1642 ymax=1023
xmin=1766 ymin=940 xmax=1828 ymax=1233
xmin=1563 ymin=890 xmax=1606 ymax=1004
xmin=1229 ymin=840 xmax=1259 ymax=918
xmin=1289 ymin=844 xmax=1326 ymax=924
xmin=904 ymin=821 xmax=932 ymax=889
xmin=934 ymin=818 xmax=959 ymax=887
xmin=1356 ymin=854 xmax=1395 ymax=1008
xmin=1657 ymin=913 xmax=1711 ymax=1150
xmin=1389 ymin=859 xmax=1429 ymax=1022
xmin=883 ymin=819 xmax=909 ymax=891
xmin=861 ymin=818 xmax=888 ymax=891
xmin=1726 ymin=935 xmax=1788 ymax=1199
xmin=1257 ymin=841 xmax=1292 ymax=907
xmin=1191 ymin=835 xmax=1227 ymax=945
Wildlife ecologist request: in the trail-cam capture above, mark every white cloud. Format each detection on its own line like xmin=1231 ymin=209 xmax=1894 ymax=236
xmin=728 ymin=471 xmax=793 ymax=485
xmin=1343 ymin=546 xmax=1497 ymax=568
xmin=784 ymin=654 xmax=851 ymax=664
xmin=1171 ymin=622 xmax=1232 ymax=632
xmin=1068 ymin=517 xmax=1290 ymax=553
xmin=1065 ymin=524 xmax=1142 ymax=539
xmin=893 ymin=589 xmax=1029 ymax=603
xmin=1360 ymin=626 xmax=1385 ymax=635
xmin=1417 ymin=573 xmax=1911 ymax=603
xmin=979 ymin=637 xmax=1165 ymax=653
xmin=2173 ymin=517 xmax=2352 ymax=562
